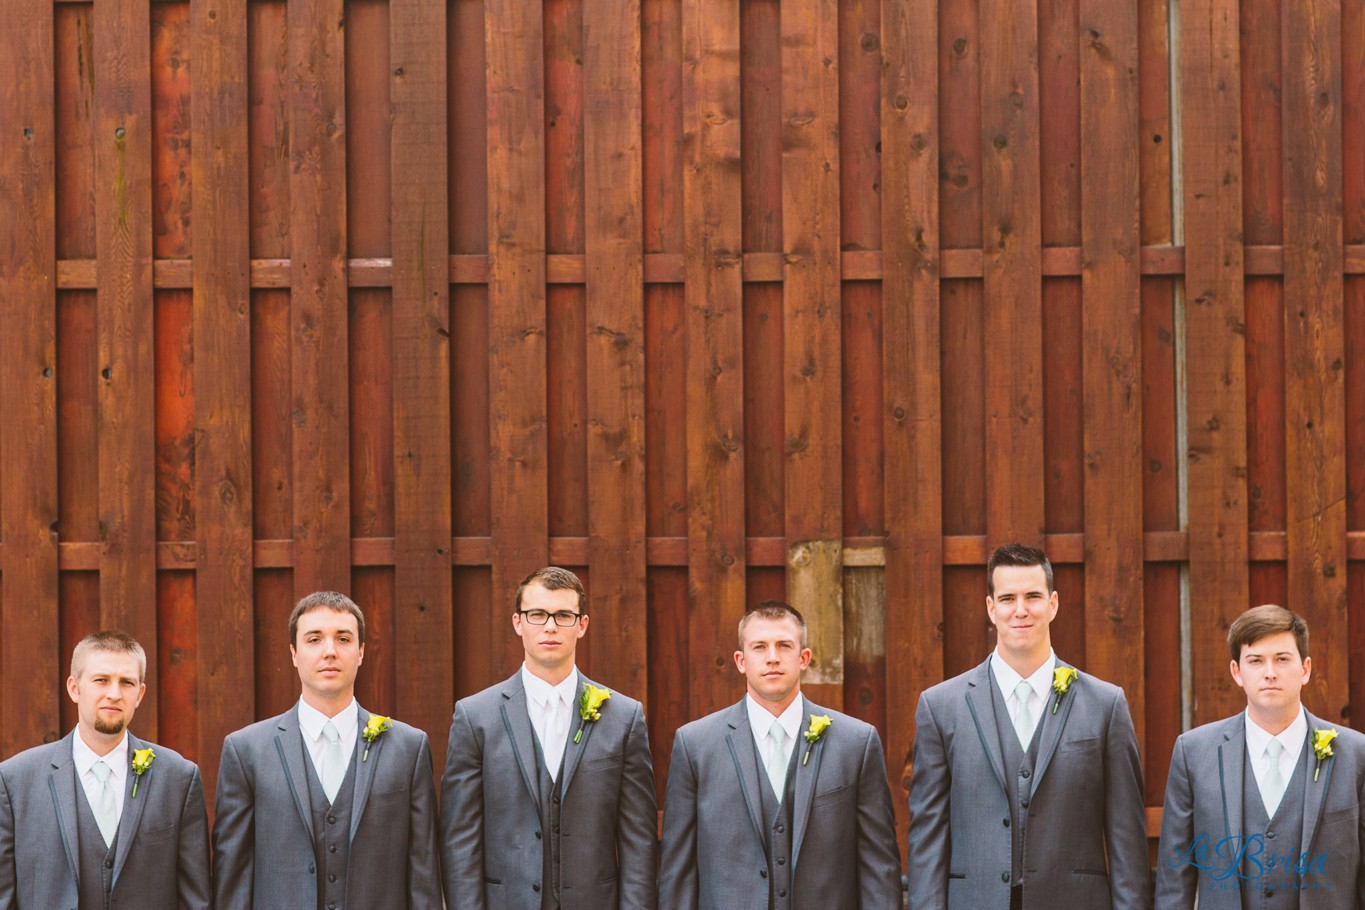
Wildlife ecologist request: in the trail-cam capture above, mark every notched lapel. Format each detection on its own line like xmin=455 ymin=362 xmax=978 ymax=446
xmin=48 ymin=744 xmax=81 ymax=887
xmin=1300 ymin=711 xmax=1334 ymax=858
xmin=1029 ymin=664 xmax=1077 ymax=798
xmin=559 ymin=676 xmax=593 ymax=797
xmin=110 ymin=735 xmax=150 ymax=888
xmin=790 ymin=699 xmax=824 ymax=869
xmin=350 ymin=707 xmax=380 ymax=843
xmin=965 ymin=660 xmax=1007 ymax=793
xmin=275 ymin=712 xmax=315 ymax=842
xmin=1218 ymin=716 xmax=1246 ymax=841
xmin=500 ymin=678 xmax=542 ymax=813
xmin=725 ymin=703 xmax=767 ymax=851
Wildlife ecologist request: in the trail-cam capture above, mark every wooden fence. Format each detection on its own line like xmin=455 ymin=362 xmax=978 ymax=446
xmin=2 ymin=0 xmax=1363 ymax=850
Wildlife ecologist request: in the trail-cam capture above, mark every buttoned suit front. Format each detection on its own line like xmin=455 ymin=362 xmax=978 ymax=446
xmin=440 ymin=671 xmax=658 ymax=910
xmin=907 ymin=656 xmax=1149 ymax=910
xmin=658 ymin=696 xmax=902 ymax=910
xmin=212 ymin=703 xmax=441 ymax=909
xmin=0 ymin=730 xmax=209 ymax=910
xmin=1155 ymin=710 xmax=1365 ymax=908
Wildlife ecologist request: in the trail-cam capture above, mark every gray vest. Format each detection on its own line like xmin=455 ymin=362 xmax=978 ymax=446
xmin=303 ymin=736 xmax=359 ymax=910
xmin=989 ymin=676 xmax=1046 ymax=886
xmin=535 ymin=739 xmax=568 ymax=910
xmin=74 ymin=769 xmax=119 ymax=910
xmin=1240 ymin=737 xmax=1310 ymax=910
xmin=755 ymin=734 xmax=799 ymax=910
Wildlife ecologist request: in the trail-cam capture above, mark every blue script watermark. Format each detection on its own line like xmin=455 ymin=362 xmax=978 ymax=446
xmin=1167 ymin=832 xmax=1329 ymax=884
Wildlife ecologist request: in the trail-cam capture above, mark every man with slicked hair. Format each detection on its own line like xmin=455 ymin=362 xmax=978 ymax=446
xmin=213 ymin=591 xmax=441 ymax=908
xmin=0 ymin=630 xmax=210 ymax=908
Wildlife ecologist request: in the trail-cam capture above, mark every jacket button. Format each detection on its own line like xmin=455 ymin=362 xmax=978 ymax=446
xmin=533 ymin=884 xmax=541 ymax=893
xmin=1002 ymin=872 xmax=1010 ymax=883
xmin=1021 ymin=799 xmax=1030 ymax=809
xmin=778 ymin=889 xmax=787 ymax=898
xmin=308 ymin=864 xmax=315 ymax=873
xmin=760 ymin=870 xmax=768 ymax=879
xmin=535 ymin=831 xmax=542 ymax=840
xmin=1002 ymin=818 xmax=1010 ymax=828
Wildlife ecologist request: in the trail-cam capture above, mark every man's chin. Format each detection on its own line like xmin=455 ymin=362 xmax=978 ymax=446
xmin=92 ymin=717 xmax=127 ymax=736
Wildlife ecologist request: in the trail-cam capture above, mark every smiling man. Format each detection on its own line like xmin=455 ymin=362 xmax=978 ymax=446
xmin=212 ymin=591 xmax=441 ymax=909
xmin=1155 ymin=604 xmax=1365 ymax=908
xmin=659 ymin=601 xmax=901 ymax=909
xmin=440 ymin=566 xmax=657 ymax=910
xmin=0 ymin=631 xmax=210 ymax=909
xmin=907 ymin=543 xmax=1149 ymax=910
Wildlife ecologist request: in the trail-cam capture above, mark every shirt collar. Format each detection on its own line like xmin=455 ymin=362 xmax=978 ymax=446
xmin=1244 ymin=707 xmax=1308 ymax=762
xmin=990 ymin=648 xmax=1058 ymax=701
xmin=745 ymin=692 xmax=805 ymax=742
xmin=521 ymin=664 xmax=579 ymax=710
xmin=72 ymin=728 xmax=130 ymax=781
xmin=297 ymin=697 xmax=359 ymax=743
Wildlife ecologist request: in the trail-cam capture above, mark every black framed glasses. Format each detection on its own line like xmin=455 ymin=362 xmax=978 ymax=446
xmin=518 ymin=609 xmax=584 ymax=627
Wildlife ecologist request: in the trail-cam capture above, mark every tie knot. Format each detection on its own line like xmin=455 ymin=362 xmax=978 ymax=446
xmin=1266 ymin=737 xmax=1284 ymax=760
xmin=322 ymin=720 xmax=340 ymax=745
xmin=1014 ymin=680 xmax=1033 ymax=704
xmin=92 ymin=759 xmax=112 ymax=783
xmin=768 ymin=719 xmax=786 ymax=745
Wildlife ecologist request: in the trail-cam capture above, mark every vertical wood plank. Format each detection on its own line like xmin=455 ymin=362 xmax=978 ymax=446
xmin=1281 ymin=0 xmax=1348 ymax=721
xmin=391 ymin=0 xmax=454 ymax=747
xmin=882 ymin=0 xmax=942 ymax=841
xmin=191 ymin=0 xmax=254 ymax=791
xmin=1181 ymin=0 xmax=1250 ymax=723
xmin=1079 ymin=0 xmax=1144 ymax=737
xmin=289 ymin=0 xmax=351 ymax=599
xmin=0 ymin=0 xmax=60 ymax=754
xmin=584 ymin=0 xmax=648 ymax=698
xmin=980 ymin=0 xmax=1045 ymax=546
xmin=781 ymin=0 xmax=843 ymax=697
xmin=95 ymin=0 xmax=158 ymax=739
xmin=683 ymin=0 xmax=747 ymax=717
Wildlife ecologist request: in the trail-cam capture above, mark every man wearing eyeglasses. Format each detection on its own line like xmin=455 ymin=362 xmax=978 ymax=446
xmin=440 ymin=566 xmax=658 ymax=910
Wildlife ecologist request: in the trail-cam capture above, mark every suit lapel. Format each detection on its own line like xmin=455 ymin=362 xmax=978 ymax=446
xmin=1029 ymin=659 xmax=1076 ymax=797
xmin=724 ymin=701 xmax=768 ymax=852
xmin=48 ymin=735 xmax=81 ymax=887
xmin=964 ymin=657 xmax=1007 ymax=794
xmin=350 ymin=706 xmax=380 ymax=843
xmin=499 ymin=674 xmax=542 ymax=813
xmin=790 ymin=697 xmax=823 ymax=869
xmin=110 ymin=733 xmax=149 ymax=888
xmin=1218 ymin=714 xmax=1246 ymax=840
xmin=274 ymin=707 xmax=316 ymax=841
xmin=559 ymin=674 xmax=591 ymax=797
xmin=1300 ymin=710 xmax=1333 ymax=857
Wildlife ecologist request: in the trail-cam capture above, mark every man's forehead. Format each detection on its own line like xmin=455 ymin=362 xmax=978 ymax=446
xmin=1241 ymin=634 xmax=1301 ymax=659
xmin=991 ymin=564 xmax=1049 ymax=591
xmin=742 ymin=616 xmax=802 ymax=644
xmin=80 ymin=652 xmax=141 ymax=678
xmin=298 ymin=606 xmax=359 ymax=635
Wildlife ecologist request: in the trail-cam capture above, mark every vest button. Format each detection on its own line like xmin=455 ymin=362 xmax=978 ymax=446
xmin=327 ymin=815 xmax=337 ymax=824
xmin=778 ymin=889 xmax=787 ymax=897
xmin=328 ymin=874 xmax=337 ymax=883
xmin=1266 ymin=830 xmax=1276 ymax=839
xmin=1020 ymin=769 xmax=1030 ymax=779
xmin=777 ymin=857 xmax=786 ymax=865
xmin=776 ymin=825 xmax=785 ymax=833
xmin=329 ymin=844 xmax=337 ymax=853
xmin=1003 ymin=818 xmax=1010 ymax=827
xmin=1002 ymin=872 xmax=1010 ymax=883
xmin=104 ymin=859 xmax=113 ymax=869
xmin=533 ymin=884 xmax=542 ymax=893
xmin=1264 ymin=887 xmax=1274 ymax=898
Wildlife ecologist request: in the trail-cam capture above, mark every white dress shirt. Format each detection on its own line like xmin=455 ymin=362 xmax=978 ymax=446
xmin=72 ymin=729 xmax=129 ymax=826
xmin=990 ymin=648 xmax=1058 ymax=747
xmin=522 ymin=664 xmax=578 ymax=780
xmin=746 ymin=693 xmax=804 ymax=771
xmin=298 ymin=697 xmax=359 ymax=781
xmin=1245 ymin=707 xmax=1307 ymax=815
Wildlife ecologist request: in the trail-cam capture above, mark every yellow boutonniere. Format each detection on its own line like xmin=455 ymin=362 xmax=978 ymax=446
xmin=802 ymin=714 xmax=833 ymax=766
xmin=131 ymin=748 xmax=154 ymax=798
xmin=1312 ymin=727 xmax=1338 ymax=782
xmin=1051 ymin=667 xmax=1079 ymax=714
xmin=362 ymin=715 xmax=392 ymax=762
xmin=575 ymin=684 xmax=611 ymax=744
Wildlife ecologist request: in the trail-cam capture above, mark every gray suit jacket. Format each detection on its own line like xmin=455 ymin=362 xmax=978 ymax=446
xmin=907 ymin=656 xmax=1149 ymax=910
xmin=440 ymin=671 xmax=658 ymax=910
xmin=212 ymin=702 xmax=441 ymax=909
xmin=658 ymin=696 xmax=902 ymax=910
xmin=0 ymin=730 xmax=209 ymax=910
xmin=1155 ymin=709 xmax=1365 ymax=908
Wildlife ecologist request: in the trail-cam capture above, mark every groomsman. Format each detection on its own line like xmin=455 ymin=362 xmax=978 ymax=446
xmin=908 ymin=543 xmax=1149 ymax=909
xmin=0 ymin=631 xmax=210 ymax=908
xmin=659 ymin=601 xmax=902 ymax=909
xmin=1156 ymin=604 xmax=1365 ymax=907
xmin=213 ymin=591 xmax=441 ymax=908
xmin=441 ymin=566 xmax=658 ymax=910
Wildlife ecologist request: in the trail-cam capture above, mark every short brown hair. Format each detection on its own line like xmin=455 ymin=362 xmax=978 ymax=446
xmin=1228 ymin=604 xmax=1309 ymax=662
xmin=289 ymin=591 xmax=366 ymax=647
xmin=737 ymin=601 xmax=808 ymax=650
xmin=987 ymin=543 xmax=1054 ymax=595
xmin=516 ymin=567 xmax=587 ymax=615
xmin=70 ymin=631 xmax=147 ymax=682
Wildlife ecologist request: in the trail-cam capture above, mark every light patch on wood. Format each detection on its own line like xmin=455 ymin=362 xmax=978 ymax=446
xmin=788 ymin=538 xmax=844 ymax=684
